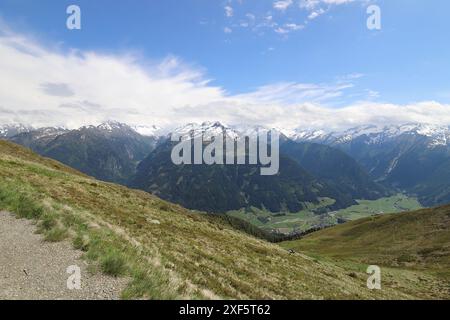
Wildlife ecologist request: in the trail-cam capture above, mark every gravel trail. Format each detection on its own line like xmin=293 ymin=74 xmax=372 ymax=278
xmin=0 ymin=211 xmax=128 ymax=300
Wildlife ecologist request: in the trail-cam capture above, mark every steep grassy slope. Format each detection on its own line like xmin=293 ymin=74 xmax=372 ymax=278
xmin=281 ymin=207 xmax=450 ymax=298
xmin=282 ymin=206 xmax=450 ymax=268
xmin=0 ymin=140 xmax=426 ymax=299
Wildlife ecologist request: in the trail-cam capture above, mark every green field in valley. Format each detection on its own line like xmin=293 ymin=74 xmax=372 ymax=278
xmin=227 ymin=194 xmax=423 ymax=235
xmin=333 ymin=194 xmax=422 ymax=221
xmin=227 ymin=198 xmax=336 ymax=234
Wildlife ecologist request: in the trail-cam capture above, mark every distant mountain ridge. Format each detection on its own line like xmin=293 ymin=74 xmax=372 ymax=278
xmin=131 ymin=122 xmax=388 ymax=213
xmin=0 ymin=124 xmax=34 ymax=138
xmin=280 ymin=140 xmax=387 ymax=201
xmin=4 ymin=120 xmax=450 ymax=208
xmin=132 ymin=138 xmax=358 ymax=213
xmin=4 ymin=121 xmax=448 ymax=145
xmin=288 ymin=123 xmax=450 ymax=148
xmin=287 ymin=123 xmax=450 ymax=206
xmin=8 ymin=121 xmax=158 ymax=184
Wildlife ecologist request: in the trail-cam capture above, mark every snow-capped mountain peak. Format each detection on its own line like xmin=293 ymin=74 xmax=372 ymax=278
xmin=0 ymin=124 xmax=34 ymax=138
xmin=31 ymin=127 xmax=68 ymax=139
xmin=170 ymin=121 xmax=280 ymax=141
xmin=171 ymin=121 xmax=239 ymax=140
xmin=97 ymin=121 xmax=132 ymax=132
xmin=288 ymin=123 xmax=450 ymax=147
xmin=93 ymin=121 xmax=163 ymax=137
xmin=132 ymin=124 xmax=162 ymax=137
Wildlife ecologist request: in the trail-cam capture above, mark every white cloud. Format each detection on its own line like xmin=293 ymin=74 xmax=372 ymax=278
xmin=273 ymin=0 xmax=293 ymax=11
xmin=300 ymin=0 xmax=355 ymax=22
xmin=308 ymin=8 xmax=326 ymax=20
xmin=177 ymin=100 xmax=450 ymax=132
xmin=0 ymin=29 xmax=224 ymax=129
xmin=235 ymin=82 xmax=354 ymax=104
xmin=246 ymin=13 xmax=256 ymax=21
xmin=300 ymin=0 xmax=354 ymax=10
xmin=1 ymin=27 xmax=449 ymax=132
xmin=224 ymin=5 xmax=234 ymax=17
xmin=229 ymin=0 xmax=356 ymax=36
xmin=274 ymin=23 xmax=304 ymax=34
xmin=284 ymin=23 xmax=304 ymax=31
xmin=274 ymin=27 xmax=289 ymax=34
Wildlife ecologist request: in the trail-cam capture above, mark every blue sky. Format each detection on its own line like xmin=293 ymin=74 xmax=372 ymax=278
xmin=0 ymin=0 xmax=449 ymax=130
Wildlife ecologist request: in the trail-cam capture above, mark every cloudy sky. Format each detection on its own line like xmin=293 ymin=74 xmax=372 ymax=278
xmin=0 ymin=0 xmax=449 ymax=131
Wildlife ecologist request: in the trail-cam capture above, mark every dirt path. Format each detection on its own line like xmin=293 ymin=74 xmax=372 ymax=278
xmin=0 ymin=211 xmax=128 ymax=300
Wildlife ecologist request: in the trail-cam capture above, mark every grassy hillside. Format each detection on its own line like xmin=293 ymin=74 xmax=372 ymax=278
xmin=0 ymin=140 xmax=445 ymax=299
xmin=281 ymin=207 xmax=450 ymax=298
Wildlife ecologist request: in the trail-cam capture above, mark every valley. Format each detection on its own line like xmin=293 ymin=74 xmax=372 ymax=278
xmin=227 ymin=194 xmax=422 ymax=235
xmin=292 ymin=124 xmax=450 ymax=207
xmin=334 ymin=194 xmax=422 ymax=221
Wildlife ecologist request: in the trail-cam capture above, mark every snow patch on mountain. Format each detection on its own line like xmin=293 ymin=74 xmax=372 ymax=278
xmin=4 ymin=121 xmax=449 ymax=148
xmin=32 ymin=127 xmax=68 ymax=140
xmin=170 ymin=121 xmax=281 ymax=142
xmin=0 ymin=124 xmax=33 ymax=138
xmin=132 ymin=125 xmax=163 ymax=137
xmin=288 ymin=123 xmax=450 ymax=147
xmin=171 ymin=121 xmax=240 ymax=140
xmin=96 ymin=121 xmax=134 ymax=133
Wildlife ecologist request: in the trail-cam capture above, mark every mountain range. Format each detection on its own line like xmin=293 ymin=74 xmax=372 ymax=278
xmin=132 ymin=138 xmax=354 ymax=213
xmin=291 ymin=123 xmax=450 ymax=206
xmin=7 ymin=122 xmax=158 ymax=185
xmin=2 ymin=121 xmax=450 ymax=214
xmin=0 ymin=124 xmax=33 ymax=138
